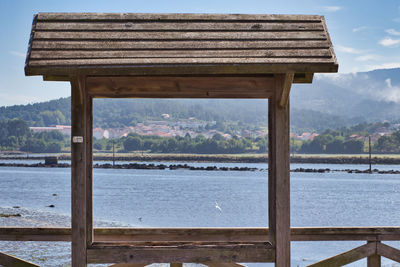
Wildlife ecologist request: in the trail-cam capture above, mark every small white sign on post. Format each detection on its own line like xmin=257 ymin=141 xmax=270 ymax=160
xmin=72 ymin=136 xmax=84 ymax=143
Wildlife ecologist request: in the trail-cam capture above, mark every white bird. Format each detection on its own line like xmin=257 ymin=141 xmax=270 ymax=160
xmin=215 ymin=201 xmax=222 ymax=212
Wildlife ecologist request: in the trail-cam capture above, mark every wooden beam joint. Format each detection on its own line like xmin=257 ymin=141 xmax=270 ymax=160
xmin=278 ymin=73 xmax=294 ymax=108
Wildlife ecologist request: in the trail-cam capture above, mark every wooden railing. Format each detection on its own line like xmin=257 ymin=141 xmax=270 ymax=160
xmin=0 ymin=227 xmax=399 ymax=266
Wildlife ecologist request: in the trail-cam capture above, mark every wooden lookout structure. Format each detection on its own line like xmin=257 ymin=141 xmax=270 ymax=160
xmin=0 ymin=11 xmax=390 ymax=267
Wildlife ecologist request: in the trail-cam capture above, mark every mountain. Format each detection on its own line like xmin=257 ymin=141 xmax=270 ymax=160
xmin=291 ymin=68 xmax=400 ymax=122
xmin=1 ymin=68 xmax=399 ymax=132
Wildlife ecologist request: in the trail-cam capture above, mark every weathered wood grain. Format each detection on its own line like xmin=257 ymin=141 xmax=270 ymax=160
xmin=278 ymin=73 xmax=294 ymax=108
xmin=367 ymin=241 xmax=380 ymax=267
xmin=28 ymin=58 xmax=336 ymax=67
xmin=34 ymin=31 xmax=327 ymax=40
xmin=25 ymin=13 xmax=338 ymax=77
xmin=71 ymin=76 xmax=89 ymax=266
xmin=202 ymin=263 xmax=246 ymax=267
xmin=26 ymin=64 xmax=338 ymax=77
xmin=1 ymin=227 xmax=400 ymax=242
xmin=377 ymin=242 xmax=400 ymax=263
xmin=36 ymin=22 xmax=324 ymax=31
xmin=268 ymin=74 xmax=291 ymax=267
xmin=30 ymin=49 xmax=332 ymax=59
xmin=0 ymin=252 xmax=40 ymax=267
xmin=367 ymin=253 xmax=381 ymax=267
xmin=87 ymin=242 xmax=275 ymax=263
xmin=31 ymin=40 xmax=331 ymax=50
xmin=86 ymin=94 xmax=93 ymax=247
xmin=321 ymin=17 xmax=338 ymax=72
xmin=307 ymin=242 xmax=376 ymax=267
xmin=36 ymin=13 xmax=323 ymax=22
xmin=108 ymin=264 xmax=150 ymax=267
xmin=86 ymin=76 xmax=274 ymax=99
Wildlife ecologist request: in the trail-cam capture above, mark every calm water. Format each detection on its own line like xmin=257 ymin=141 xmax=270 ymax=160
xmin=0 ymin=163 xmax=399 ymax=266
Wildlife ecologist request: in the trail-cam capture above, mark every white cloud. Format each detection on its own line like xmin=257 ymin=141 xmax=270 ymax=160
xmin=385 ymin=29 xmax=400 ymax=36
xmin=382 ymin=78 xmax=400 ymax=102
xmin=367 ymin=62 xmax=400 ymax=70
xmin=336 ymin=45 xmax=363 ymax=54
xmin=379 ymin=37 xmax=400 ymax=47
xmin=318 ymin=72 xmax=400 ymax=103
xmin=9 ymin=51 xmax=26 ymax=58
xmin=355 ymin=54 xmax=379 ymax=62
xmin=321 ymin=6 xmax=342 ymax=12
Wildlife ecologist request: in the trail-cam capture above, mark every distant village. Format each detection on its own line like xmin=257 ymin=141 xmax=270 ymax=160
xmin=29 ymin=114 xmax=400 ymax=143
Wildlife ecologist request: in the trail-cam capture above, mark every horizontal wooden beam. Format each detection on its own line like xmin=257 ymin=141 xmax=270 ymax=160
xmin=1 ymin=227 xmax=400 ymax=242
xmin=202 ymin=263 xmax=247 ymax=267
xmin=26 ymin=64 xmax=338 ymax=78
xmin=291 ymin=227 xmax=400 ymax=241
xmin=87 ymin=242 xmax=274 ymax=263
xmin=0 ymin=251 xmax=40 ymax=267
xmin=86 ymin=76 xmax=275 ymax=98
xmin=40 ymin=73 xmax=314 ymax=84
xmin=108 ymin=263 xmax=150 ymax=267
xmin=307 ymin=242 xmax=376 ymax=267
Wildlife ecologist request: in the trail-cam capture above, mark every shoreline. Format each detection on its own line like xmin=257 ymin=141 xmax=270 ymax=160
xmin=0 ymin=162 xmax=399 ymax=174
xmin=2 ymin=153 xmax=400 ymax=164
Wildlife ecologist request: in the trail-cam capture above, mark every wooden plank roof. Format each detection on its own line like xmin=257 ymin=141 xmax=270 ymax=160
xmin=25 ymin=13 xmax=338 ymax=79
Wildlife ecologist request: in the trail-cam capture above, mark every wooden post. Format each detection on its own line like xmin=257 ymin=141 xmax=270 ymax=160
xmin=71 ymin=76 xmax=90 ymax=267
xmin=268 ymin=74 xmax=292 ymax=267
xmin=86 ymin=93 xmax=93 ymax=248
xmin=367 ymin=241 xmax=381 ymax=267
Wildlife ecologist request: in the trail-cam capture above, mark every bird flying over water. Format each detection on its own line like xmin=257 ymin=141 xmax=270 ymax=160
xmin=215 ymin=201 xmax=222 ymax=212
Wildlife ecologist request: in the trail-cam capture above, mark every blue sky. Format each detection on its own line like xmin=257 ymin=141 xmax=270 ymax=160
xmin=0 ymin=0 xmax=400 ymax=106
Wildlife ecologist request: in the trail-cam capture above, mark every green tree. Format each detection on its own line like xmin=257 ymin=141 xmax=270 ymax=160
xmin=123 ymin=136 xmax=142 ymax=151
xmin=343 ymin=139 xmax=363 ymax=154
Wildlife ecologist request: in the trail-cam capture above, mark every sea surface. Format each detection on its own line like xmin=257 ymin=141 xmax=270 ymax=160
xmin=0 ymin=162 xmax=399 ymax=266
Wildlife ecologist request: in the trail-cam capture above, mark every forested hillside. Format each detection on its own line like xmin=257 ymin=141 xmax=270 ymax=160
xmin=0 ymin=97 xmax=353 ymax=133
xmin=1 ymin=68 xmax=399 ymax=132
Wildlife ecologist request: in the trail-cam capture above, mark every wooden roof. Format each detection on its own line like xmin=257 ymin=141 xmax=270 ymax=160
xmin=25 ymin=13 xmax=338 ymax=80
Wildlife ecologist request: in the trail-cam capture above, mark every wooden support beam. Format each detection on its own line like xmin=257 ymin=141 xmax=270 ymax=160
xmin=202 ymin=262 xmax=247 ymax=267
xmin=368 ymin=254 xmax=381 ymax=267
xmin=108 ymin=264 xmax=149 ymax=267
xmin=43 ymin=75 xmax=70 ymax=81
xmin=278 ymin=73 xmax=294 ymax=108
xmin=86 ymin=93 xmax=93 ymax=248
xmin=86 ymin=76 xmax=275 ymax=99
xmin=71 ymin=76 xmax=89 ymax=267
xmin=377 ymin=242 xmax=400 ymax=263
xmin=41 ymin=73 xmax=312 ymax=84
xmin=307 ymin=242 xmax=376 ymax=267
xmin=87 ymin=242 xmax=275 ymax=263
xmin=170 ymin=263 xmax=183 ymax=267
xmin=268 ymin=74 xmax=291 ymax=267
xmin=0 ymin=252 xmax=40 ymax=267
xmin=367 ymin=241 xmax=381 ymax=267
xmin=293 ymin=73 xmax=313 ymax=83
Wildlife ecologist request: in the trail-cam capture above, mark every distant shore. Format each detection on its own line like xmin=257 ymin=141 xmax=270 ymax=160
xmin=1 ymin=153 xmax=400 ymax=164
